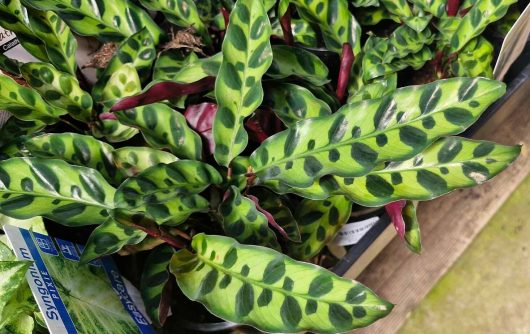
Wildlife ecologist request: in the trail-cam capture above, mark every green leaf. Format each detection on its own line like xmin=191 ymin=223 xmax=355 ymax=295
xmin=170 ymin=233 xmax=393 ymax=333
xmin=112 ymin=146 xmax=179 ymax=179
xmin=80 ymin=219 xmax=147 ymax=263
xmin=0 ymin=157 xmax=115 ymax=226
xmin=115 ymin=160 xmax=221 ymax=225
xmin=272 ymin=18 xmax=318 ymax=47
xmin=0 ymin=214 xmax=47 ymax=235
xmin=449 ymin=0 xmax=517 ymax=53
xmin=26 ymin=9 xmax=77 ymax=75
xmin=357 ymin=7 xmax=400 ymax=25
xmin=348 ymin=73 xmax=397 ymax=104
xmin=20 ymin=62 xmax=92 ymax=123
xmin=267 ymin=45 xmax=330 ymax=86
xmin=381 ymin=25 xmax=434 ymax=63
xmin=249 ymin=78 xmax=505 ymax=188
xmin=0 ymin=261 xmax=31 ymax=316
xmin=22 ymin=0 xmax=163 ymax=43
xmin=288 ymin=0 xmax=361 ymax=54
xmin=140 ymin=245 xmax=175 ymax=327
xmin=213 ymin=0 xmax=273 ymax=167
xmin=409 ymin=0 xmax=445 ymax=17
xmin=139 ymin=0 xmax=211 ymax=44
xmin=402 ymin=201 xmax=421 ymax=253
xmin=0 ymin=74 xmax=66 ymax=124
xmin=264 ymin=83 xmax=331 ymax=127
xmin=0 ymin=118 xmax=45 ymax=149
xmin=25 ymin=133 xmax=118 ymax=184
xmin=154 ymin=52 xmax=221 ymax=83
xmin=0 ymin=53 xmax=21 ymax=76
xmin=0 ymin=240 xmax=15 ymax=261
xmin=333 ymin=137 xmax=521 ymax=206
xmin=92 ymin=28 xmax=157 ymax=102
xmin=449 ymin=37 xmax=493 ymax=78
xmin=153 ymin=51 xmax=199 ymax=81
xmin=220 ymin=186 xmax=280 ymax=250
xmin=0 ymin=0 xmax=49 ymax=61
xmin=288 ymin=196 xmax=352 ymax=260
xmin=115 ymin=103 xmax=203 ymax=160
xmin=352 ymin=0 xmax=380 ymax=7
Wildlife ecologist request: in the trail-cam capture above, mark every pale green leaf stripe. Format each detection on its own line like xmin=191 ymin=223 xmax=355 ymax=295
xmin=171 ymin=233 xmax=393 ymax=333
xmin=213 ymin=0 xmax=273 ymax=167
xmin=0 ymin=261 xmax=31 ymax=315
xmin=0 ymin=157 xmax=115 ymax=226
xmin=20 ymin=62 xmax=92 ymax=123
xmin=81 ymin=219 xmax=146 ymax=263
xmin=250 ymin=78 xmax=505 ymax=188
xmin=0 ymin=74 xmax=67 ymax=124
xmin=22 ymin=0 xmax=163 ymax=43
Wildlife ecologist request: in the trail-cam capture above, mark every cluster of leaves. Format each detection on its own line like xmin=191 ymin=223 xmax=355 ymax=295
xmin=0 ymin=0 xmax=521 ymax=333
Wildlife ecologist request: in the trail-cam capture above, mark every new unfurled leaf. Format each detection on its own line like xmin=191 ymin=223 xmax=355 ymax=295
xmin=115 ymin=103 xmax=203 ymax=160
xmin=286 ymin=0 xmax=361 ymax=54
xmin=267 ymin=46 xmax=330 ymax=86
xmin=81 ymin=219 xmax=147 ymax=263
xmin=115 ymin=160 xmax=221 ymax=225
xmin=0 ymin=74 xmax=66 ymax=124
xmin=264 ymin=83 xmax=331 ymax=127
xmin=20 ymin=62 xmax=92 ymax=122
xmin=403 ymin=201 xmax=421 ymax=253
xmin=213 ymin=0 xmax=273 ymax=166
xmin=170 ymin=233 xmax=393 ymax=333
xmin=22 ymin=0 xmax=163 ymax=43
xmin=288 ymin=196 xmax=352 ymax=260
xmin=141 ymin=245 xmax=175 ymax=327
xmin=184 ymin=103 xmax=217 ymax=154
xmin=220 ymin=186 xmax=280 ymax=250
xmin=250 ymin=78 xmax=505 ymax=188
xmin=0 ymin=157 xmax=115 ymax=225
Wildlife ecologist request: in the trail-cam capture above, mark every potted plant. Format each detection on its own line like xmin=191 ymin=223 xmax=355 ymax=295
xmin=0 ymin=0 xmax=523 ymax=333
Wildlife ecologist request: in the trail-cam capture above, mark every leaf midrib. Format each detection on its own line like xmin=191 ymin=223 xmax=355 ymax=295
xmin=0 ymin=189 xmax=111 ymax=209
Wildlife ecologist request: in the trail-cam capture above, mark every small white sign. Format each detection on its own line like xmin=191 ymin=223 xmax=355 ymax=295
xmin=332 ymin=216 xmax=379 ymax=246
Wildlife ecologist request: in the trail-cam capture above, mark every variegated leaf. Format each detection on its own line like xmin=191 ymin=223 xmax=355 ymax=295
xmin=20 ymin=62 xmax=92 ymax=123
xmin=449 ymin=0 xmax=517 ymax=53
xmin=141 ymin=245 xmax=175 ymax=327
xmin=356 ymin=7 xmax=400 ymax=25
xmin=264 ymin=83 xmax=331 ymax=127
xmin=213 ymin=0 xmax=273 ymax=167
xmin=449 ymin=37 xmax=494 ymax=78
xmin=153 ymin=51 xmax=199 ymax=81
xmin=272 ymin=18 xmax=318 ymax=47
xmin=380 ymin=0 xmax=432 ymax=32
xmin=0 ymin=52 xmax=22 ymax=76
xmin=352 ymin=0 xmax=380 ymax=7
xmin=0 ymin=118 xmax=45 ymax=148
xmin=402 ymin=201 xmax=421 ymax=253
xmin=268 ymin=45 xmax=330 ymax=86
xmin=348 ymin=73 xmax=397 ymax=104
xmin=112 ymin=147 xmax=179 ymax=179
xmin=170 ymin=233 xmax=393 ymax=333
xmin=249 ymin=78 xmax=505 ymax=188
xmin=220 ymin=186 xmax=280 ymax=250
xmin=154 ymin=52 xmax=221 ymax=83
xmin=26 ymin=9 xmax=77 ymax=75
xmin=287 ymin=0 xmax=361 ymax=54
xmin=115 ymin=160 xmax=221 ymax=225
xmin=115 ymin=103 xmax=203 ymax=160
xmin=0 ymin=74 xmax=66 ymax=124
xmin=0 ymin=157 xmax=115 ymax=225
xmin=0 ymin=260 xmax=31 ymax=316
xmin=288 ymin=196 xmax=352 ymax=260
xmin=382 ymin=25 xmax=435 ymax=63
xmin=22 ymin=0 xmax=163 ymax=43
xmin=409 ymin=0 xmax=446 ymax=17
xmin=139 ymin=0 xmax=211 ymax=44
xmin=80 ymin=219 xmax=147 ymax=263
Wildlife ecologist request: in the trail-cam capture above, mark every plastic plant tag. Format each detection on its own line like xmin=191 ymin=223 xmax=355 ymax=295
xmin=0 ymin=26 xmax=38 ymax=63
xmin=3 ymin=225 xmax=156 ymax=334
xmin=331 ymin=216 xmax=380 ymax=246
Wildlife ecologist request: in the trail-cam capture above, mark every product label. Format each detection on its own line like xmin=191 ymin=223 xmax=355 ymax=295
xmin=0 ymin=26 xmax=38 ymax=62
xmin=331 ymin=216 xmax=379 ymax=246
xmin=4 ymin=225 xmax=156 ymax=334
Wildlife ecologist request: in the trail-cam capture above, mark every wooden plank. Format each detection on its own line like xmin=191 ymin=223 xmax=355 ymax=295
xmin=350 ymin=76 xmax=530 ymax=334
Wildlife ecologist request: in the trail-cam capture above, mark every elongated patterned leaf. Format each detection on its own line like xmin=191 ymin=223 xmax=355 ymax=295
xmin=92 ymin=28 xmax=157 ymax=102
xmin=20 ymin=62 xmax=92 ymax=122
xmin=115 ymin=160 xmax=221 ymax=225
xmin=26 ymin=9 xmax=77 ymax=75
xmin=0 ymin=157 xmax=115 ymax=225
xmin=139 ymin=0 xmax=211 ymax=44
xmin=220 ymin=186 xmax=280 ymax=250
xmin=409 ymin=0 xmax=445 ymax=17
xmin=267 ymin=45 xmax=330 ymax=86
xmin=80 ymin=219 xmax=147 ymax=263
xmin=22 ymin=0 xmax=163 ymax=43
xmin=272 ymin=18 xmax=318 ymax=47
xmin=249 ymin=78 xmax=505 ymax=188
xmin=170 ymin=233 xmax=393 ymax=333
xmin=348 ymin=73 xmax=397 ymax=104
xmin=0 ymin=0 xmax=49 ymax=61
xmin=380 ymin=0 xmax=432 ymax=32
xmin=402 ymin=201 xmax=421 ymax=253
xmin=264 ymin=83 xmax=331 ymax=127
xmin=0 ymin=118 xmax=45 ymax=148
xmin=333 ymin=137 xmax=520 ymax=206
xmin=25 ymin=133 xmax=118 ymax=184
xmin=0 ymin=74 xmax=66 ymax=124
xmin=382 ymin=25 xmax=434 ymax=63
xmin=213 ymin=0 xmax=273 ymax=167
xmin=357 ymin=7 xmax=400 ymax=25
xmin=449 ymin=0 xmax=516 ymax=53
xmin=153 ymin=51 xmax=199 ymax=81
xmin=112 ymin=147 xmax=179 ymax=179
xmin=115 ymin=103 xmax=203 ymax=160
xmin=352 ymin=0 xmax=380 ymax=7
xmin=154 ymin=53 xmax=221 ymax=83
xmin=288 ymin=196 xmax=352 ymax=260
xmin=141 ymin=245 xmax=175 ymax=327
xmin=0 ymin=53 xmax=22 ymax=76
xmin=287 ymin=0 xmax=361 ymax=54
xmin=449 ymin=37 xmax=493 ymax=78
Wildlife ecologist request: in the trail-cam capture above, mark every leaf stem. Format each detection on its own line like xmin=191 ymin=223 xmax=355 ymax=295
xmin=280 ymin=5 xmax=294 ymax=46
